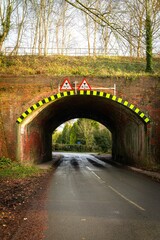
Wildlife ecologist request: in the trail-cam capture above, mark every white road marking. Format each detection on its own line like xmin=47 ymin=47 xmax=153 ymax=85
xmin=86 ymin=166 xmax=101 ymax=179
xmin=86 ymin=166 xmax=145 ymax=211
xmin=86 ymin=166 xmax=105 ymax=183
xmin=108 ymin=185 xmax=145 ymax=211
xmin=81 ymin=218 xmax=86 ymax=221
xmin=86 ymin=166 xmax=92 ymax=171
xmin=91 ymin=171 xmax=101 ymax=179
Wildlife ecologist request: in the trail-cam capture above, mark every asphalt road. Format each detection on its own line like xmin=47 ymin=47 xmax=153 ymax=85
xmin=45 ymin=153 xmax=160 ymax=240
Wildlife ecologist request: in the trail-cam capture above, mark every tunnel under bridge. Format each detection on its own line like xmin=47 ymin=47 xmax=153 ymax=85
xmin=16 ymin=90 xmax=150 ymax=166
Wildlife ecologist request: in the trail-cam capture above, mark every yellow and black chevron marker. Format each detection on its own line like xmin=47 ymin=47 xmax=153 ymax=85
xmin=16 ymin=91 xmax=150 ymax=124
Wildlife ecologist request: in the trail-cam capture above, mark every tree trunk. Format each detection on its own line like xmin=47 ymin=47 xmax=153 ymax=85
xmin=93 ymin=0 xmax=100 ymax=56
xmin=129 ymin=15 xmax=133 ymax=57
xmin=56 ymin=23 xmax=59 ymax=54
xmin=38 ymin=0 xmax=44 ymax=56
xmin=32 ymin=17 xmax=39 ymax=54
xmin=0 ymin=2 xmax=12 ymax=52
xmin=12 ymin=2 xmax=27 ymax=55
xmin=93 ymin=20 xmax=97 ymax=56
xmin=61 ymin=2 xmax=67 ymax=54
xmin=85 ymin=14 xmax=91 ymax=56
xmin=145 ymin=0 xmax=153 ymax=72
xmin=137 ymin=23 xmax=142 ymax=58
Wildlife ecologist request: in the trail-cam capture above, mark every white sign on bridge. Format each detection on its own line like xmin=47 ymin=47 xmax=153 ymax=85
xmin=78 ymin=79 xmax=91 ymax=90
xmin=59 ymin=78 xmax=116 ymax=95
xmin=60 ymin=78 xmax=73 ymax=90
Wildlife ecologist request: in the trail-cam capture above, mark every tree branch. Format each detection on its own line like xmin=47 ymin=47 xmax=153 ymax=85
xmin=65 ymin=0 xmax=139 ymax=45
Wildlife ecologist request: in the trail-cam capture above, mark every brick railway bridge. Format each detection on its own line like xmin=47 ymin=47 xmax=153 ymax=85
xmin=0 ymin=76 xmax=160 ymax=168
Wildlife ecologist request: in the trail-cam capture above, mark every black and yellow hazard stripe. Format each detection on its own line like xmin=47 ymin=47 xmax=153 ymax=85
xmin=16 ymin=90 xmax=150 ymax=124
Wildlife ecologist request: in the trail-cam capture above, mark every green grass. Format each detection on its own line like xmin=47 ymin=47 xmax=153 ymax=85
xmin=0 ymin=55 xmax=159 ymax=77
xmin=0 ymin=156 xmax=44 ymax=179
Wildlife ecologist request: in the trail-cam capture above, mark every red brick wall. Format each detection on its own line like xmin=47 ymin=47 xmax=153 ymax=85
xmin=0 ymin=76 xmax=160 ymax=165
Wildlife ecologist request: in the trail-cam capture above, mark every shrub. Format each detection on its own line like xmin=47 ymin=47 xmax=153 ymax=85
xmin=0 ymin=156 xmax=12 ymax=168
xmin=0 ymin=156 xmax=43 ymax=178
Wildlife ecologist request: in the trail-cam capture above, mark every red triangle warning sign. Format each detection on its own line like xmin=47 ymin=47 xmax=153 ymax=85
xmin=60 ymin=78 xmax=73 ymax=90
xmin=78 ymin=79 xmax=91 ymax=90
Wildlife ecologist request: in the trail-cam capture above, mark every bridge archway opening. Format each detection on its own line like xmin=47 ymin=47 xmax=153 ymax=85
xmin=52 ymin=118 xmax=112 ymax=154
xmin=16 ymin=91 xmax=149 ymax=166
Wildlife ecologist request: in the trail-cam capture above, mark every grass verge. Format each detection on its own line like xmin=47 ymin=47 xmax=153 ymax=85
xmin=0 ymin=156 xmax=44 ymax=179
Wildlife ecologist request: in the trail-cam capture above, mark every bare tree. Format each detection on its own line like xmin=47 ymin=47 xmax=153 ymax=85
xmin=1 ymin=0 xmax=159 ymax=60
xmin=125 ymin=0 xmax=146 ymax=57
xmin=65 ymin=0 xmax=160 ymax=70
xmin=43 ymin=0 xmax=55 ymax=55
xmin=29 ymin=0 xmax=53 ymax=55
xmin=11 ymin=0 xmax=28 ymax=55
xmin=98 ymin=0 xmax=117 ymax=55
xmin=29 ymin=0 xmax=42 ymax=54
xmin=84 ymin=6 xmax=91 ymax=55
xmin=0 ymin=0 xmax=14 ymax=51
xmin=54 ymin=0 xmax=74 ymax=54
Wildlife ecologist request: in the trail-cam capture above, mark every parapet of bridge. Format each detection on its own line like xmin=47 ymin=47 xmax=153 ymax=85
xmin=0 ymin=76 xmax=160 ymax=168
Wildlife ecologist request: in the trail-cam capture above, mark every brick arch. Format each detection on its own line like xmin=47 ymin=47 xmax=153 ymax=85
xmin=16 ymin=90 xmax=150 ymax=124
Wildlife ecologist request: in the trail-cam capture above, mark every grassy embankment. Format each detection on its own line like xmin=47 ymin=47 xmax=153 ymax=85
xmin=0 ymin=55 xmax=160 ymax=77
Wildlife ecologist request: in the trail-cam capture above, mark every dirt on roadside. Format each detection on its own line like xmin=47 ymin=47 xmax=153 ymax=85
xmin=0 ymin=171 xmax=53 ymax=240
